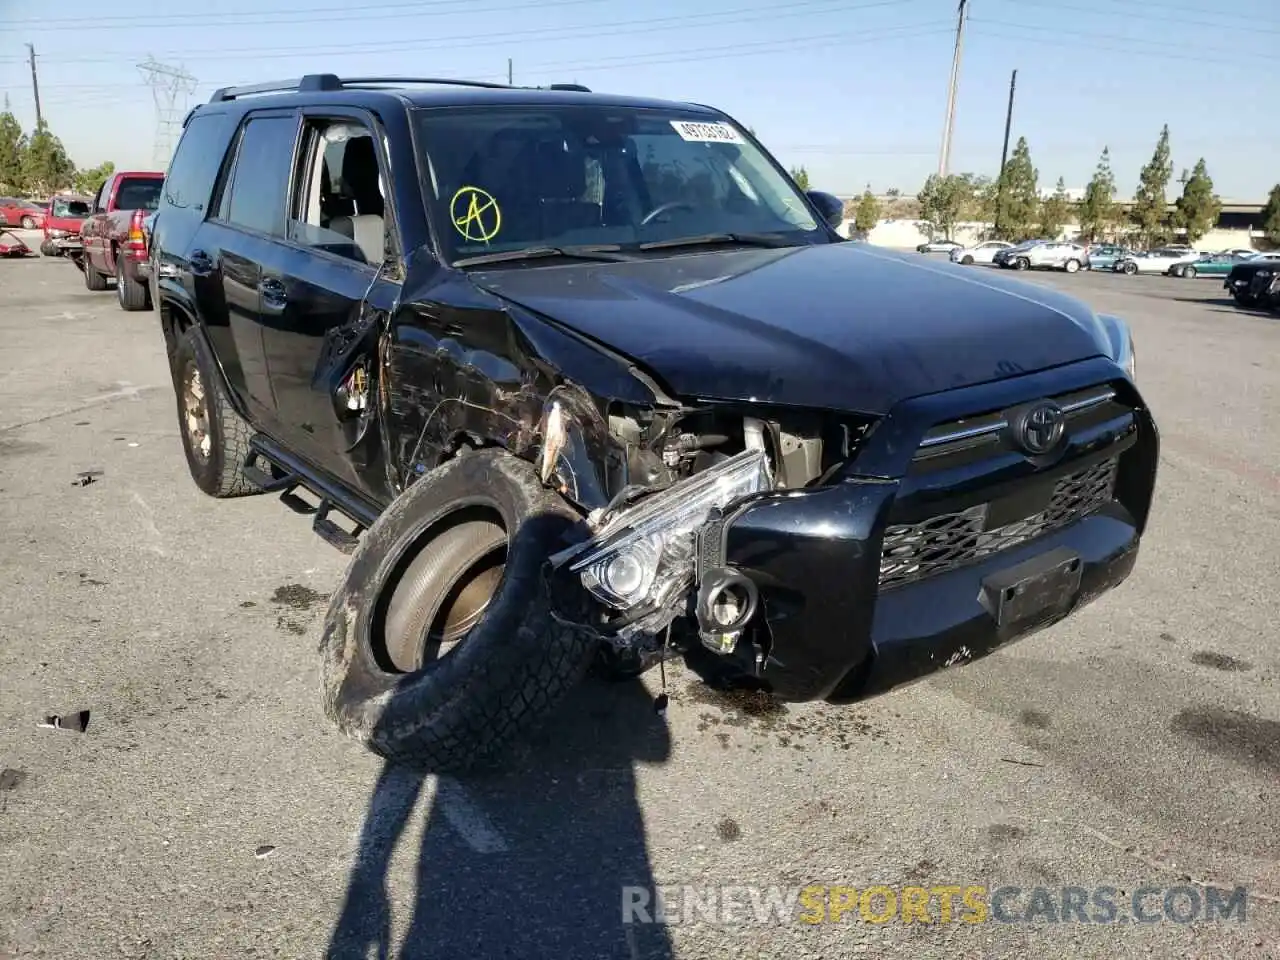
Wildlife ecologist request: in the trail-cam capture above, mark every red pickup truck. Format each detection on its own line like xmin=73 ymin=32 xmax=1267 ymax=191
xmin=78 ymin=171 xmax=164 ymax=310
xmin=40 ymin=195 xmax=93 ymax=257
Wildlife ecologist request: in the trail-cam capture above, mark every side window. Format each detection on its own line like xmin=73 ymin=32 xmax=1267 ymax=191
xmin=287 ymin=118 xmax=389 ymax=266
xmin=220 ymin=114 xmax=298 ymax=238
xmin=92 ymin=180 xmax=109 ymax=213
xmin=164 ymin=113 xmax=232 ymax=213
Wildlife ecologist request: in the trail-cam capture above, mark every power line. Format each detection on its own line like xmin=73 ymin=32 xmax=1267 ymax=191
xmin=1 ymin=21 xmax=955 ymax=93
xmin=967 ymin=25 xmax=1272 ymax=67
xmin=137 ymin=57 xmax=197 ymax=168
xmin=971 ymin=18 xmax=1277 ymax=58
xmin=1001 ymin=0 xmax=1280 ymax=35
xmin=0 ymin=0 xmax=912 ymax=67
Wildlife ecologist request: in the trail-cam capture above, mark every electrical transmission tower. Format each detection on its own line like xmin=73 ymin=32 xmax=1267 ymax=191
xmin=138 ymin=56 xmax=197 ymax=169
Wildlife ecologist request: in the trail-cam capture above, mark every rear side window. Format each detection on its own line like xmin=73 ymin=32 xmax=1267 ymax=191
xmin=165 ymin=114 xmax=232 ymax=213
xmin=221 ymin=115 xmax=298 ymax=237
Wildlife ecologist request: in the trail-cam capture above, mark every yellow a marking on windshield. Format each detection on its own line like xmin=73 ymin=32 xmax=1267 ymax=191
xmin=451 ymin=186 xmax=502 ymax=243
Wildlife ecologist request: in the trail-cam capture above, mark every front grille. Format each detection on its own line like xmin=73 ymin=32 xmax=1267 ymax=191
xmin=879 ymin=457 xmax=1118 ymax=589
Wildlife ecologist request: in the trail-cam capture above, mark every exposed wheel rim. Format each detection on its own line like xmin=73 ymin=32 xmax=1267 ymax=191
xmin=182 ymin=360 xmax=212 ymax=461
xmin=1016 ymin=259 xmax=1028 ymax=270
xmin=1124 ymin=263 xmax=1137 ymax=274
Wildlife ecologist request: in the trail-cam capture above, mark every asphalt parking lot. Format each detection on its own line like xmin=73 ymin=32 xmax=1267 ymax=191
xmin=1 ymin=236 xmax=1277 ymax=959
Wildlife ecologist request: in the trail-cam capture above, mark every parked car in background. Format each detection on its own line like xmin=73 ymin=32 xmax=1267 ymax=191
xmin=991 ymin=239 xmax=1042 ymax=268
xmin=0 ymin=197 xmax=46 ymax=229
xmin=1170 ymin=251 xmax=1253 ymax=279
xmin=916 ymin=238 xmax=963 ymax=254
xmin=1113 ymin=248 xmax=1201 ymax=275
xmin=996 ymin=240 xmax=1088 ymax=273
xmin=1224 ymin=255 xmax=1280 ymax=306
xmin=39 ymin=195 xmax=93 ymax=257
xmin=949 ymin=240 xmax=1013 ymax=265
xmin=77 ymin=170 xmax=164 ymax=310
xmin=1084 ymin=244 xmax=1129 ymax=272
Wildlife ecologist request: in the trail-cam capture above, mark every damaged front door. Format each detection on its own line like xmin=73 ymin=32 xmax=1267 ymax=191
xmin=264 ymin=110 xmax=401 ymax=502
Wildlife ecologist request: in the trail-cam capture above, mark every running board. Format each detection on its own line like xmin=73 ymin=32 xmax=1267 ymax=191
xmin=247 ymin=434 xmax=380 ymax=554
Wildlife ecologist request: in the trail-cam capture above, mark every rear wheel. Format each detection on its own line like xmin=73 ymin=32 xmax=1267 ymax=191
xmin=319 ymin=449 xmax=597 ymax=770
xmin=1064 ymin=258 xmax=1080 ymax=273
xmin=116 ymin=257 xmax=151 ymax=311
xmin=170 ymin=326 xmax=261 ymax=498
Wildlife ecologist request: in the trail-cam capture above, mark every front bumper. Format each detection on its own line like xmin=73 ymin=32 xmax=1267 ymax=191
xmin=714 ymin=357 xmax=1158 ymax=702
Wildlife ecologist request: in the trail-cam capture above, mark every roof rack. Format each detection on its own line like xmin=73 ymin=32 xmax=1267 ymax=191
xmin=208 ymin=74 xmax=592 ymax=103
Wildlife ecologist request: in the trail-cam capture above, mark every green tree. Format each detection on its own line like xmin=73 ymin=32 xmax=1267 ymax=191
xmin=917 ymin=172 xmax=976 ymax=240
xmin=1037 ymin=178 xmax=1071 ymax=239
xmin=1131 ymin=124 xmax=1173 ymax=246
xmin=1261 ymin=183 xmax=1280 ymax=246
xmin=992 ymin=137 xmax=1040 ymax=240
xmin=790 ymin=165 xmax=810 ymax=191
xmin=0 ymin=111 xmax=28 ymax=193
xmin=854 ymin=187 xmax=881 ymax=233
xmin=73 ymin=161 xmax=114 ymax=196
xmin=1173 ymin=158 xmax=1221 ymax=243
xmin=20 ymin=121 xmax=75 ymax=195
xmin=1078 ymin=147 xmax=1117 ymax=242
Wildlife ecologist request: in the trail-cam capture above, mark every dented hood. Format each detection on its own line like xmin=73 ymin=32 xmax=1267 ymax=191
xmin=467 ymin=243 xmax=1113 ymax=416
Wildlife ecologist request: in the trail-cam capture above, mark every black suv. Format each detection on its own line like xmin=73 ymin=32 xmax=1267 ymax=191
xmin=150 ymin=74 xmax=1158 ymax=770
xmin=1223 ymin=254 xmax=1280 ymax=308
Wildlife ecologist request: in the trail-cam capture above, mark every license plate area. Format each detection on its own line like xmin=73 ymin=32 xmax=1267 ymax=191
xmin=980 ymin=547 xmax=1083 ymax=628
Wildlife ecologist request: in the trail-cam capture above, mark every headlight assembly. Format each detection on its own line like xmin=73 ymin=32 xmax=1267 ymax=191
xmin=551 ymin=449 xmax=773 ymax=626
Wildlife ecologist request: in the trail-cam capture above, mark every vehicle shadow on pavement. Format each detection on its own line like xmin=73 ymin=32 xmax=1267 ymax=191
xmin=325 ymin=677 xmax=674 ymax=959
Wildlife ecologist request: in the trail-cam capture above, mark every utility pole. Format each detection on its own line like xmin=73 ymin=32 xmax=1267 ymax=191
xmin=137 ymin=56 xmax=198 ymax=168
xmin=507 ymin=58 xmax=513 ymax=85
xmin=937 ymin=0 xmax=968 ymax=178
xmin=993 ymin=68 xmax=1017 ymax=235
xmin=26 ymin=43 xmax=43 ymax=128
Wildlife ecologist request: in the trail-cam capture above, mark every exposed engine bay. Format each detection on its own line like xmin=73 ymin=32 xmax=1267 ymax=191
xmin=544 ymin=395 xmax=874 ymax=676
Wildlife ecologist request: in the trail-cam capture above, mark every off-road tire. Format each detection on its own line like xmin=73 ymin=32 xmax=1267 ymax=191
xmin=83 ymin=260 xmax=108 ymax=290
xmin=116 ymin=256 xmax=150 ymax=311
xmin=39 ymin=240 xmax=56 ymax=257
xmin=319 ymin=449 xmax=597 ymax=771
xmin=171 ymin=325 xmax=261 ymax=498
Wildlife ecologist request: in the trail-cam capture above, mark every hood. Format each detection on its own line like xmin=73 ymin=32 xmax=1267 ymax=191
xmin=468 ymin=243 xmax=1114 ymax=416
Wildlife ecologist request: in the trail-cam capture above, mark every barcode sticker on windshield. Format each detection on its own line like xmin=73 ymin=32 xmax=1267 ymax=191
xmin=670 ymin=120 xmax=745 ymax=144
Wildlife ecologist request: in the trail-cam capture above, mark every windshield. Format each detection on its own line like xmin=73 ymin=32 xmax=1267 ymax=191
xmin=412 ymin=104 xmax=824 ymax=264
xmin=52 ymin=198 xmax=91 ymax=218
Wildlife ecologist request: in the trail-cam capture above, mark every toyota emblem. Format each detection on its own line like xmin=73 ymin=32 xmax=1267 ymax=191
xmin=1014 ymin=401 xmax=1066 ymax=455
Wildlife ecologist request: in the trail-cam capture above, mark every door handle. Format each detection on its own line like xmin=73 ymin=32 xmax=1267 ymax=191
xmin=260 ymin=278 xmax=287 ymax=307
xmin=189 ymin=249 xmax=214 ymax=276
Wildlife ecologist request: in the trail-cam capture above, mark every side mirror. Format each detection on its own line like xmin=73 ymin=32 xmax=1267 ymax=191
xmin=806 ymin=190 xmax=844 ymax=229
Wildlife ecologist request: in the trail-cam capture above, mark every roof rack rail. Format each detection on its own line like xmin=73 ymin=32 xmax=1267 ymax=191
xmin=209 ymin=74 xmax=341 ymax=103
xmin=206 ymin=74 xmax=594 ymax=104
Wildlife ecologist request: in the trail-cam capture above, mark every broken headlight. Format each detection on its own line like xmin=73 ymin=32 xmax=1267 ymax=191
xmin=552 ymin=449 xmax=773 ymax=618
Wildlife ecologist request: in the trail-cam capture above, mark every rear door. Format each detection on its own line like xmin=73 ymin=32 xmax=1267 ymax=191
xmin=187 ymin=109 xmax=300 ymax=430
xmin=257 ymin=108 xmax=401 ymax=497
xmin=82 ymin=175 xmax=114 ymax=270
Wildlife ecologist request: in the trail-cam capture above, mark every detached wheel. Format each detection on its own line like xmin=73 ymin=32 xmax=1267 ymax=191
xmin=319 ymin=449 xmax=597 ymax=771
xmin=170 ymin=326 xmax=261 ymax=498
xmin=116 ymin=257 xmax=151 ymax=311
xmin=39 ymin=240 xmax=56 ymax=257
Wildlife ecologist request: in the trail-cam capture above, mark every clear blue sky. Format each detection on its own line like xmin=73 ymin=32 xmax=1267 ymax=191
xmin=1 ymin=0 xmax=1276 ymax=198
